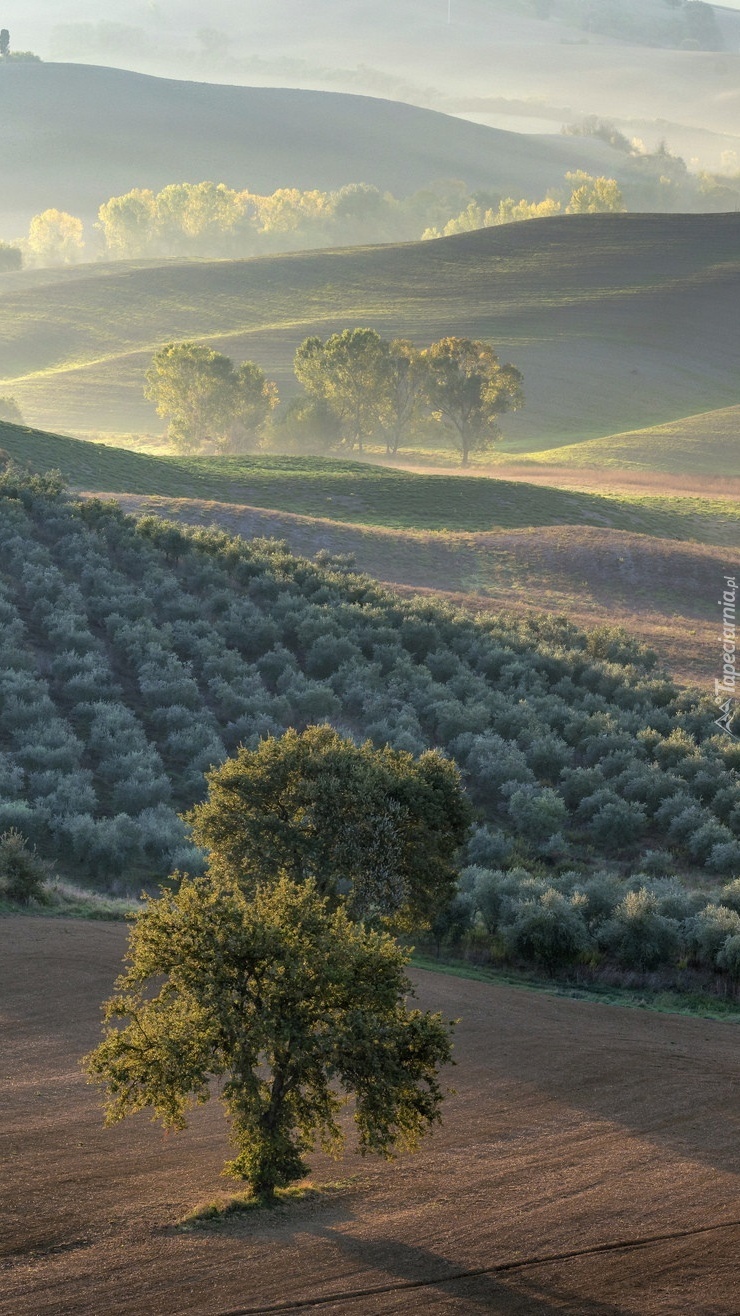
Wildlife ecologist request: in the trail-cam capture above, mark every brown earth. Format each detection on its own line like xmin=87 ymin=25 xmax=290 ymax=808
xmin=102 ymin=494 xmax=731 ymax=687
xmin=2 ymin=917 xmax=739 ymax=1315
xmin=365 ymin=457 xmax=740 ymax=503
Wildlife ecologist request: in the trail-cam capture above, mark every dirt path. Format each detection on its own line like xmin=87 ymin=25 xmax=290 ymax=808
xmin=2 ymin=918 xmax=739 ymax=1315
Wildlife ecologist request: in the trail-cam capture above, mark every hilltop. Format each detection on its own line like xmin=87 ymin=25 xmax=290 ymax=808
xmin=0 ymin=62 xmax=628 ymax=236
xmin=2 ymin=212 xmax=740 ymax=446
xmin=20 ymin=4 xmax=740 ymax=170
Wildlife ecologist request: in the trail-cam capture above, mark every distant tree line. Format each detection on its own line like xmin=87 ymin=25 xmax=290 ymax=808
xmin=13 ymin=139 xmax=740 ymax=269
xmin=521 ymin=0 xmax=725 ymax=50
xmin=0 ymin=240 xmax=22 ymax=272
xmin=145 ymin=331 xmax=524 ymax=465
xmin=0 ymin=27 xmax=40 ymax=61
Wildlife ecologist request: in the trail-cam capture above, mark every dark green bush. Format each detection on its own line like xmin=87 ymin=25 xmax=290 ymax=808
xmin=0 ymin=829 xmax=48 ymax=904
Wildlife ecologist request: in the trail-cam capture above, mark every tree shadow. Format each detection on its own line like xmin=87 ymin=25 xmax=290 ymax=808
xmin=314 ymin=1226 xmax=628 ymax=1314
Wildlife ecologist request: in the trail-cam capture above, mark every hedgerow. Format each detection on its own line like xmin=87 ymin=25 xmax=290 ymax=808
xmin=441 ymin=866 xmax=740 ymax=987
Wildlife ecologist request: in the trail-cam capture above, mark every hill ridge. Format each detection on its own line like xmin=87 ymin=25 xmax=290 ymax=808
xmin=0 ymin=61 xmax=628 ymax=234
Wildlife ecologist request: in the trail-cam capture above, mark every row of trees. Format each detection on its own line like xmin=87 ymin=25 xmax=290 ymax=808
xmin=146 ymin=331 xmax=524 ymax=464
xmin=433 ymin=861 xmax=740 ymax=983
xmin=422 ymin=172 xmax=625 ymax=239
xmin=13 ymin=156 xmax=740 ymax=269
xmin=6 ymin=171 xmax=632 ymax=269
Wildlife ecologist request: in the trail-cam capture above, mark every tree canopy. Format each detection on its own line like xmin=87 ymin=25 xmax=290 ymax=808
xmin=144 ymin=342 xmax=278 ymax=453
xmin=0 ymin=242 xmax=22 ymax=273
xmin=294 ymin=328 xmax=391 ymax=453
xmin=27 ymin=210 xmax=84 ymax=266
xmin=84 ymin=874 xmax=454 ymax=1199
xmin=421 ymin=337 xmax=524 ymax=465
xmin=188 ymin=725 xmax=471 ymax=930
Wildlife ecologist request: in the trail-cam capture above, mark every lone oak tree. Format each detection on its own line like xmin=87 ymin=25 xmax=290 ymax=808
xmin=84 ymin=875 xmax=454 ymax=1199
xmin=422 ymin=336 xmax=524 ymax=465
xmin=187 ymin=725 xmax=471 ymax=931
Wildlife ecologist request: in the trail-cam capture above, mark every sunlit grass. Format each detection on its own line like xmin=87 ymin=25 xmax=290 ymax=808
xmin=1 ymin=421 xmax=738 ymax=546
xmin=0 ymin=879 xmax=140 ymax=921
xmin=178 ymin=1180 xmax=357 ymax=1229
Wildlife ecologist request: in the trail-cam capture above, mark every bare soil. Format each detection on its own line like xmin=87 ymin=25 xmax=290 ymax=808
xmin=2 ymin=917 xmax=739 ymax=1315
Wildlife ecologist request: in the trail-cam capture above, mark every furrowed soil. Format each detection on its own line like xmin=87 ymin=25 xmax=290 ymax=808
xmin=2 ymin=918 xmax=739 ymax=1315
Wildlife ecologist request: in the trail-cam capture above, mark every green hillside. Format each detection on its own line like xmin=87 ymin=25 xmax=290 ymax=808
xmin=518 ymin=404 xmax=740 ymax=477
xmin=0 ymin=62 xmax=628 ymax=235
xmin=2 ymin=213 xmax=740 ymax=447
xmin=2 ymin=420 xmax=738 ymax=545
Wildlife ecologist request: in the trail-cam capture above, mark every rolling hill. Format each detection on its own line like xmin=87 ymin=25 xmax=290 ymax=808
xmin=21 ymin=4 xmax=740 ymax=172
xmin=512 ymin=404 xmax=740 ymax=477
xmin=0 ymin=62 xmax=632 ymax=237
xmin=2 ymin=212 xmax=740 ymax=448
xmin=2 ymin=420 xmax=739 ymax=546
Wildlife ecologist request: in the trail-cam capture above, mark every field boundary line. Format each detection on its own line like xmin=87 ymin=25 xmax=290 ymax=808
xmin=215 ymin=1217 xmax=740 ymax=1314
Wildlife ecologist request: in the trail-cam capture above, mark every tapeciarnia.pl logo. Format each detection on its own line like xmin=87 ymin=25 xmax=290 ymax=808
xmin=715 ymin=573 xmax=738 ymax=739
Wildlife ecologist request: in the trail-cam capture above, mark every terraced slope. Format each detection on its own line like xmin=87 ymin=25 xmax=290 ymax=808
xmin=104 ymin=494 xmax=734 ymax=684
xmin=2 ymin=213 xmax=739 ymax=444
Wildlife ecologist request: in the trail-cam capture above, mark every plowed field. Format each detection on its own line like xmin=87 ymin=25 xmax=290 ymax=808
xmin=2 ymin=918 xmax=739 ymax=1315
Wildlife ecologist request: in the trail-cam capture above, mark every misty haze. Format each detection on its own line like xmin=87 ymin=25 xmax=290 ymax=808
xmin=1 ymin=4 xmax=739 ymax=1314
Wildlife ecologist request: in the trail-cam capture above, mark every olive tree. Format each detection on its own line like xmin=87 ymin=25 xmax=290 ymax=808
xmin=84 ymin=875 xmax=454 ymax=1199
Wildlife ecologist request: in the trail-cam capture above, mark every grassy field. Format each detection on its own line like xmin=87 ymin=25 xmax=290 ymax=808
xmin=2 ymin=213 xmax=740 ymax=446
xmin=3 ymin=420 xmax=739 ymax=546
xmin=517 ymin=404 xmax=740 ymax=477
xmin=4 ymin=917 xmax=739 ymax=1315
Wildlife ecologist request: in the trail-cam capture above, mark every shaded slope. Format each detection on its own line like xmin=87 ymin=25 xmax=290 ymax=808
xmin=2 ymin=213 xmax=740 ymax=444
xmin=0 ymin=62 xmax=627 ymax=233
xmin=1 ymin=421 xmax=738 ymax=545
